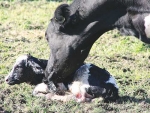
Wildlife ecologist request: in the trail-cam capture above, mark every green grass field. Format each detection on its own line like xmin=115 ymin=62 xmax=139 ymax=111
xmin=0 ymin=1 xmax=150 ymax=113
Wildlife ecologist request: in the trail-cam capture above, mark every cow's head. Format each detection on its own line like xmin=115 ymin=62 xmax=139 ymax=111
xmin=45 ymin=0 xmax=150 ymax=87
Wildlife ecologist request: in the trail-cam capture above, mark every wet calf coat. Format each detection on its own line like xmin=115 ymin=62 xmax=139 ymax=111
xmin=5 ymin=54 xmax=47 ymax=85
xmin=34 ymin=63 xmax=119 ymax=102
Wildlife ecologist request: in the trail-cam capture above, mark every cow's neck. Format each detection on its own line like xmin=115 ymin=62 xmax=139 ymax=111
xmin=68 ymin=0 xmax=124 ymax=45
xmin=69 ymin=0 xmax=150 ymax=45
xmin=78 ymin=10 xmax=127 ymax=47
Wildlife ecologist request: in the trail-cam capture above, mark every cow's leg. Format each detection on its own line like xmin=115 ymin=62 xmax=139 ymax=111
xmin=33 ymin=83 xmax=49 ymax=97
xmin=56 ymin=83 xmax=67 ymax=95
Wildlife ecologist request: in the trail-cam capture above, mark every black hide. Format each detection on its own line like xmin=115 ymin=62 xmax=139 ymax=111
xmin=45 ymin=0 xmax=150 ymax=91
xmin=5 ymin=55 xmax=48 ymax=85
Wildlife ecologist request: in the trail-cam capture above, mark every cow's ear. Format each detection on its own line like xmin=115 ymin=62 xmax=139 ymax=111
xmin=54 ymin=4 xmax=70 ymax=24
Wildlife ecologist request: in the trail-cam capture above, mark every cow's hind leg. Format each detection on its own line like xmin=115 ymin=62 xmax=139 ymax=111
xmin=87 ymin=86 xmax=106 ymax=98
xmin=86 ymin=86 xmax=106 ymax=102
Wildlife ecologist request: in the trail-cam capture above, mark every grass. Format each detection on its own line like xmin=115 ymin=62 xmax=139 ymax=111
xmin=0 ymin=0 xmax=150 ymax=113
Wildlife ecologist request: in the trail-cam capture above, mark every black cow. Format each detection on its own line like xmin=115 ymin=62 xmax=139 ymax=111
xmin=45 ymin=0 xmax=150 ymax=92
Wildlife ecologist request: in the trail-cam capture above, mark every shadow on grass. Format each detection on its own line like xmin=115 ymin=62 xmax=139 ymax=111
xmin=97 ymin=96 xmax=150 ymax=112
xmin=117 ymin=96 xmax=150 ymax=104
xmin=117 ymin=88 xmax=150 ymax=104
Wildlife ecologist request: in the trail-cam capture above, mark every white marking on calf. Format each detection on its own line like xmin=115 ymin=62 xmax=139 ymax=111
xmin=68 ymin=81 xmax=81 ymax=96
xmin=15 ymin=55 xmax=28 ymax=65
xmin=5 ymin=55 xmax=28 ymax=82
xmin=32 ymin=83 xmax=49 ymax=96
xmin=68 ymin=64 xmax=92 ymax=102
xmin=106 ymin=75 xmax=119 ymax=89
xmin=144 ymin=14 xmax=150 ymax=38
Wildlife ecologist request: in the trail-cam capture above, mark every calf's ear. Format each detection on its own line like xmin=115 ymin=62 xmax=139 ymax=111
xmin=54 ymin=4 xmax=70 ymax=25
xmin=27 ymin=60 xmax=44 ymax=75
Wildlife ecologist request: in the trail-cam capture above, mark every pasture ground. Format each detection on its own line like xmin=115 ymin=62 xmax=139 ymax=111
xmin=0 ymin=1 xmax=150 ymax=113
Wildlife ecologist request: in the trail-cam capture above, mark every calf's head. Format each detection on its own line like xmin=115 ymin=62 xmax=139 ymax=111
xmin=45 ymin=1 xmax=150 ymax=84
xmin=5 ymin=54 xmax=45 ymax=85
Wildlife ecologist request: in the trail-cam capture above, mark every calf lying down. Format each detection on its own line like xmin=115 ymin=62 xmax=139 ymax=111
xmin=5 ymin=54 xmax=47 ymax=85
xmin=5 ymin=54 xmax=119 ymax=102
xmin=34 ymin=64 xmax=119 ymax=102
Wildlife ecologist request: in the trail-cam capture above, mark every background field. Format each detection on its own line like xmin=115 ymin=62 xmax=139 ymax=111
xmin=0 ymin=0 xmax=150 ymax=113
